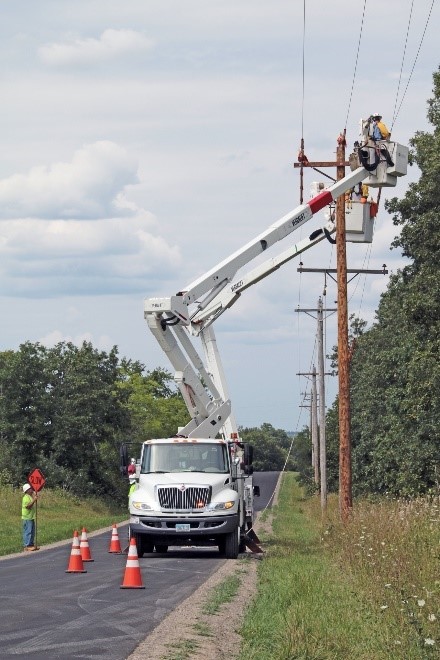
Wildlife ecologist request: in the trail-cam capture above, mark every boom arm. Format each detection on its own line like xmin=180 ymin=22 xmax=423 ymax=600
xmin=145 ymin=141 xmax=407 ymax=438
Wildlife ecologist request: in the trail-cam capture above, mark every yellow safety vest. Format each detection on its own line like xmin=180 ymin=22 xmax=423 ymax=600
xmin=22 ymin=493 xmax=35 ymax=520
xmin=376 ymin=121 xmax=390 ymax=139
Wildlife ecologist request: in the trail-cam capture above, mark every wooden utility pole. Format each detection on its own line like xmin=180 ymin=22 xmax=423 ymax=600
xmin=335 ymin=132 xmax=352 ymax=521
xmin=294 ymin=136 xmax=353 ymax=520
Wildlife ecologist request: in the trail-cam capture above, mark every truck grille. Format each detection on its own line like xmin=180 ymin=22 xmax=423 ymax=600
xmin=157 ymin=485 xmax=211 ymax=510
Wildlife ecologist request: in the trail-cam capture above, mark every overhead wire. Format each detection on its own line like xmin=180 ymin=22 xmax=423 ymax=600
xmin=298 ymin=0 xmax=307 ymax=203
xmin=300 ymin=0 xmax=306 ymax=141
xmin=295 ymin=0 xmax=307 ymax=414
xmin=391 ymin=0 xmax=436 ymax=130
xmin=391 ymin=0 xmax=415 ymax=129
xmin=344 ymin=0 xmax=368 ymax=130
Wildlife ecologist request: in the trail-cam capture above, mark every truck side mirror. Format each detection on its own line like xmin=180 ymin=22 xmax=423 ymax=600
xmin=242 ymin=444 xmax=254 ymax=474
xmin=119 ymin=443 xmax=129 ymax=477
xmin=243 ymin=444 xmax=253 ymax=466
xmin=253 ymin=485 xmax=260 ymax=497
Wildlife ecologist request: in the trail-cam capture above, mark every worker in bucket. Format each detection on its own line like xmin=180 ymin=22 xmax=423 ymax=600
xmin=22 ymin=484 xmax=39 ymax=551
xmin=370 ymin=113 xmax=391 ymax=141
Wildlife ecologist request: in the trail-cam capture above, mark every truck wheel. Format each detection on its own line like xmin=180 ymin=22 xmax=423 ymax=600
xmin=223 ymin=527 xmax=239 ymax=559
xmin=134 ymin=534 xmax=153 ymax=557
xmin=239 ymin=533 xmax=247 ymax=554
xmin=155 ymin=544 xmax=168 ymax=553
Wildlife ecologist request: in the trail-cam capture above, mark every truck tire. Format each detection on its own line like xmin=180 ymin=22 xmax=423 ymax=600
xmin=155 ymin=544 xmax=168 ymax=553
xmin=239 ymin=532 xmax=247 ymax=554
xmin=223 ymin=527 xmax=239 ymax=559
xmin=134 ymin=534 xmax=154 ymax=557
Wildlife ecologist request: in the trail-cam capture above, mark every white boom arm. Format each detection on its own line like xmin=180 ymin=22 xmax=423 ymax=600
xmin=145 ymin=141 xmax=407 ymax=438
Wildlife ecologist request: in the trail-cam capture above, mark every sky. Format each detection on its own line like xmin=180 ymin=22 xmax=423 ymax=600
xmin=0 ymin=0 xmax=438 ymax=433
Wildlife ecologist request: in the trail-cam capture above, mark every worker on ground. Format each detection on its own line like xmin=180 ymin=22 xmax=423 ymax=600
xmin=127 ymin=457 xmax=136 ymax=476
xmin=22 ymin=484 xmax=39 ymax=551
xmin=370 ymin=113 xmax=391 ymax=141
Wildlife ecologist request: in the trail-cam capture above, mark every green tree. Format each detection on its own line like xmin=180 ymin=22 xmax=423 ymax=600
xmin=0 ymin=343 xmax=52 ymax=484
xmin=239 ymin=423 xmax=294 ymax=471
xmin=45 ymin=342 xmax=130 ymax=497
xmin=116 ymin=364 xmax=189 ymax=446
xmin=291 ymin=426 xmax=313 ymax=490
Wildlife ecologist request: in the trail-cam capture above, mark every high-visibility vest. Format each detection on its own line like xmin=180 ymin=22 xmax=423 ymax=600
xmin=376 ymin=121 xmax=390 ymax=139
xmin=22 ymin=493 xmax=35 ymax=520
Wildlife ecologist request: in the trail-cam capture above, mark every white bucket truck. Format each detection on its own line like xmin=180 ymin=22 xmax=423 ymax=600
xmin=126 ymin=122 xmax=407 ymax=558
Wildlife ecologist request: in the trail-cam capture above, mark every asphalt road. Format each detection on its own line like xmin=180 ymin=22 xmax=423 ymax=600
xmin=0 ymin=471 xmax=279 ymax=660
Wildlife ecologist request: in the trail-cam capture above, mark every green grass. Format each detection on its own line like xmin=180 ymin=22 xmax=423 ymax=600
xmin=202 ymin=573 xmax=242 ymax=615
xmin=1 ymin=484 xmax=127 ymax=555
xmin=239 ymin=473 xmax=439 ymax=659
xmin=163 ymin=638 xmax=200 ymax=660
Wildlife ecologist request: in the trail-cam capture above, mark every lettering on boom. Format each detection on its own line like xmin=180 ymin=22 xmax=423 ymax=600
xmin=231 ymin=280 xmax=243 ymax=293
xmin=291 ymin=211 xmax=307 ymax=228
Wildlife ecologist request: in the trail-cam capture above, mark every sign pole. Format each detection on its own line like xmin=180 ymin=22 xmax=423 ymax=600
xmin=35 ymin=499 xmax=38 ymax=550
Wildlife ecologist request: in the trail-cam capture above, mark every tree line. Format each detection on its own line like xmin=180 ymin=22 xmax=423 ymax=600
xmin=294 ymin=68 xmax=440 ymax=497
xmin=0 ymin=342 xmax=189 ymax=502
xmin=0 ymin=341 xmax=291 ymax=503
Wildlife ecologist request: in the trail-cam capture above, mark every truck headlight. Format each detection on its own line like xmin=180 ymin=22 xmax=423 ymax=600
xmin=207 ymin=501 xmax=235 ymax=510
xmin=132 ymin=501 xmax=153 ymax=511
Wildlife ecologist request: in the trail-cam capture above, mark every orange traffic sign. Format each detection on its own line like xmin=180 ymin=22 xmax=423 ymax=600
xmin=28 ymin=468 xmax=46 ymax=492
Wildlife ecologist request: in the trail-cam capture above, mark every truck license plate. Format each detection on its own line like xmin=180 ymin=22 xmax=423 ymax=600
xmin=176 ymin=523 xmax=191 ymax=531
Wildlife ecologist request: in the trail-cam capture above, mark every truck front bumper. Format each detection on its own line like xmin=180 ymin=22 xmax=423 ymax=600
xmin=130 ymin=512 xmax=238 ymax=543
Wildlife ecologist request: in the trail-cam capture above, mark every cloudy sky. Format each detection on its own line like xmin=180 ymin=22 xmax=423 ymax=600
xmin=0 ymin=0 xmax=438 ymax=432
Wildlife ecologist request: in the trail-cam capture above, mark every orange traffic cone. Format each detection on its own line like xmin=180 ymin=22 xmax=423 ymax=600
xmin=120 ymin=537 xmax=145 ymax=589
xmin=80 ymin=527 xmax=94 ymax=562
xmin=108 ymin=523 xmax=122 ymax=554
xmin=66 ymin=530 xmax=87 ymax=573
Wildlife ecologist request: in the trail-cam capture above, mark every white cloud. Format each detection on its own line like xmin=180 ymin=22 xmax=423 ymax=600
xmin=0 ymin=141 xmax=181 ymax=296
xmin=0 ymin=214 xmax=181 ymax=295
xmin=38 ymin=29 xmax=154 ymax=67
xmin=0 ymin=141 xmax=138 ymax=219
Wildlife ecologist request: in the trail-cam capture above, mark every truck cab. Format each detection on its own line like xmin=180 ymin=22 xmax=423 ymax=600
xmin=128 ymin=437 xmax=252 ymax=558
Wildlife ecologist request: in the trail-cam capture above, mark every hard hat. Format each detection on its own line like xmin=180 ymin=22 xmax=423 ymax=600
xmin=23 ymin=483 xmax=32 ymax=492
xmin=372 ymin=112 xmax=382 ymax=119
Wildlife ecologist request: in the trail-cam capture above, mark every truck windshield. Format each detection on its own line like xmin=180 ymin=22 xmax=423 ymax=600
xmin=141 ymin=443 xmax=229 ymax=474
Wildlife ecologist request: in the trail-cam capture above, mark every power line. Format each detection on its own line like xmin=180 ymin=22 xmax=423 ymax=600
xmin=392 ymin=0 xmax=436 ymax=129
xmin=300 ymin=0 xmax=306 ymax=140
xmin=344 ymin=0 xmax=367 ymax=130
xmin=392 ymin=0 xmax=415 ymax=128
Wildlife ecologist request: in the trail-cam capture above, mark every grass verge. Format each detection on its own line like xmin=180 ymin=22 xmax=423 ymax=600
xmin=0 ymin=484 xmax=127 ymax=555
xmin=239 ymin=473 xmax=439 ymax=659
